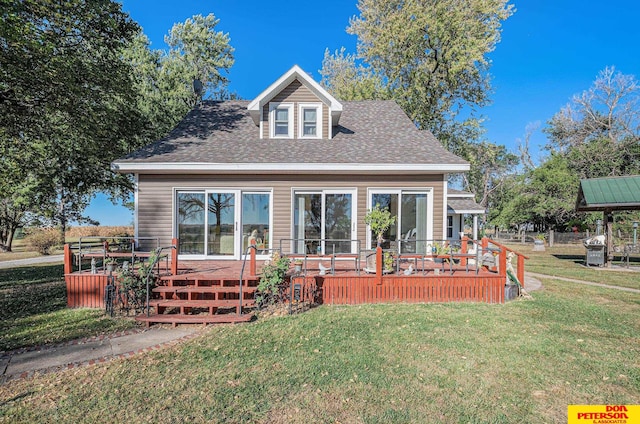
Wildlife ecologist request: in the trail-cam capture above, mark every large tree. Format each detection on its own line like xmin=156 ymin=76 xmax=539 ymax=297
xmin=323 ymin=0 xmax=514 ymax=154
xmin=0 ymin=0 xmax=141 ymax=245
xmin=0 ymin=6 xmax=236 ymax=249
xmin=545 ymin=67 xmax=640 ymax=179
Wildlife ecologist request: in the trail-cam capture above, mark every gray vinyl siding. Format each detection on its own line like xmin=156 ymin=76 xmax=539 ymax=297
xmin=137 ymin=174 xmax=445 ymax=254
xmin=261 ymin=80 xmax=330 ymax=139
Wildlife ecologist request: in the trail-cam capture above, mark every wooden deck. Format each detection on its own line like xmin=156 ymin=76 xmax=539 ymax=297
xmin=63 ymin=238 xmax=527 ymax=326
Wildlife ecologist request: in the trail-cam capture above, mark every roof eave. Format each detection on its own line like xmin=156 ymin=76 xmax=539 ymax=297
xmin=112 ymin=162 xmax=470 ymax=174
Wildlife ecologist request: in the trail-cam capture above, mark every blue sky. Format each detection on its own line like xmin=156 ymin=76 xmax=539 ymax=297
xmin=86 ymin=0 xmax=640 ymax=226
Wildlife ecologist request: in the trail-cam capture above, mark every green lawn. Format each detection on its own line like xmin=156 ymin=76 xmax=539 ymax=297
xmin=0 ymin=264 xmax=138 ymax=351
xmin=504 ymin=242 xmax=640 ymax=290
xmin=0 ymin=251 xmax=638 ymax=423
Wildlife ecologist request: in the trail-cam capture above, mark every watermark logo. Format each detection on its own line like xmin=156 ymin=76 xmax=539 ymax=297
xmin=568 ymin=405 xmax=639 ymax=423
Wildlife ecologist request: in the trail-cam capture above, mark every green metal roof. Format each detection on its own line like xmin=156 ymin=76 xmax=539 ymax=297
xmin=576 ymin=175 xmax=640 ymax=211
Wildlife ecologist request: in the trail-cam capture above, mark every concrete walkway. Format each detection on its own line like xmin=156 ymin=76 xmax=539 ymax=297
xmin=0 ymin=326 xmax=201 ymax=383
xmin=0 ymin=254 xmax=64 ymax=269
xmin=527 ymin=272 xmax=640 ymax=294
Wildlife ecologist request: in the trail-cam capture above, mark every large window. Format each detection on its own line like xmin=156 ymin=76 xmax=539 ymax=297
xmin=176 ymin=190 xmax=271 ymax=258
xmin=293 ymin=190 xmax=355 ymax=254
xmin=369 ymin=190 xmax=431 ymax=252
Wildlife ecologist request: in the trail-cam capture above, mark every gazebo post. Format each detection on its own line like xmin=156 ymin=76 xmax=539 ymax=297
xmin=605 ymin=209 xmax=614 ymax=267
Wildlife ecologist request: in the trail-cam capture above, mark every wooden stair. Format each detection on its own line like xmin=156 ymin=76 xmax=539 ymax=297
xmin=136 ymin=274 xmax=260 ymax=327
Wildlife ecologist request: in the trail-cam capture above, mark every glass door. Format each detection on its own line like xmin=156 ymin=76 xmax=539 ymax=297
xmin=207 ymin=191 xmax=238 ymax=258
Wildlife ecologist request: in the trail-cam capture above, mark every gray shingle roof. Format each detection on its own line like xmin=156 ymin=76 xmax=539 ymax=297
xmin=114 ymin=100 xmax=468 ymax=171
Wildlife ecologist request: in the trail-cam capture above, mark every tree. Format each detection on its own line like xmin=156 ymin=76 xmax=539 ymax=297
xmin=545 ymin=67 xmax=640 ymax=179
xmin=461 ymin=141 xmax=519 ymax=208
xmin=162 ymin=14 xmax=235 ymax=111
xmin=323 ymin=0 xmax=514 ymax=154
xmin=319 ymin=47 xmax=388 ymax=101
xmin=0 ymin=0 xmax=141 ymax=244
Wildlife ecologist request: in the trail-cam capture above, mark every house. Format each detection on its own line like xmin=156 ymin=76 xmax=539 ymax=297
xmin=112 ymin=65 xmax=484 ymax=261
xmin=447 ymin=189 xmax=485 ymax=241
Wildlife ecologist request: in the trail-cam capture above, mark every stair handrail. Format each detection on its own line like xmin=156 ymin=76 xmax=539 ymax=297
xmin=145 ymin=244 xmax=176 ymax=317
xmin=482 ymin=237 xmax=529 ymax=286
xmin=238 ymin=244 xmax=258 ymax=316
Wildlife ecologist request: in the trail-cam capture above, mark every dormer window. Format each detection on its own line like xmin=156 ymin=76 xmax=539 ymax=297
xmin=299 ymin=103 xmax=322 ymax=138
xmin=270 ymin=103 xmax=293 ymax=138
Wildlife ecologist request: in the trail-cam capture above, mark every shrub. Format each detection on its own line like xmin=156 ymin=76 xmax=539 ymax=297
xmin=115 ymin=253 xmax=159 ymax=314
xmin=255 ymin=252 xmax=290 ymax=308
xmin=24 ymin=227 xmax=61 ymax=255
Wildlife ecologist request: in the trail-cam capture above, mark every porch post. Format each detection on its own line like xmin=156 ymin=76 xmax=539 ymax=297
xmin=250 ymin=246 xmax=256 ymax=276
xmin=171 ymin=238 xmax=179 ymax=275
xmin=460 ymin=236 xmax=468 ymax=267
xmin=64 ymin=243 xmax=72 ymax=275
xmin=517 ymin=254 xmax=525 ymax=288
xmin=473 ymin=215 xmax=478 ymax=240
xmin=376 ymin=246 xmax=383 ymax=285
xmin=498 ymin=247 xmax=507 ymax=277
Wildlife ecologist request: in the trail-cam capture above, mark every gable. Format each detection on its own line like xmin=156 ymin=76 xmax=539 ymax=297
xmin=247 ymin=65 xmax=342 ymax=128
xmin=260 ymin=80 xmax=329 ymax=139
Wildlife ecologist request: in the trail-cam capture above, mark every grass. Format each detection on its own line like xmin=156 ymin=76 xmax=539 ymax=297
xmin=0 ymin=282 xmax=638 ymax=423
xmin=504 ymin=242 xmax=640 ymax=290
xmin=0 ymin=244 xmax=638 ymax=423
xmin=0 ymin=264 xmax=138 ymax=351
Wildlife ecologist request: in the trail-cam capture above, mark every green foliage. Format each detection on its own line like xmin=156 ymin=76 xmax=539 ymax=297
xmin=23 ymin=227 xmax=61 ymax=255
xmin=255 ymin=252 xmax=290 ymax=308
xmin=364 ymin=204 xmax=397 ymax=246
xmin=383 ymin=251 xmax=394 ymax=271
xmin=322 ymin=0 xmax=514 ymax=153
xmin=116 ymin=253 xmax=159 ymax=313
xmin=320 ymin=47 xmax=388 ymax=101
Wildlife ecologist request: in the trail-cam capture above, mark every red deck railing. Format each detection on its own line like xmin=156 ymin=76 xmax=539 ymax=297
xmin=63 ymin=236 xmax=527 ymax=309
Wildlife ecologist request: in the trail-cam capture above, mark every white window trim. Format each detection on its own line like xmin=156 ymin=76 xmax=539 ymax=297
xmin=298 ymin=103 xmax=323 ymax=139
xmin=290 ymin=188 xmax=358 ymax=254
xmin=173 ymin=188 xmax=273 ymax=260
xmin=367 ymin=188 xmax=434 ymax=248
xmin=269 ymin=102 xmax=294 ymax=139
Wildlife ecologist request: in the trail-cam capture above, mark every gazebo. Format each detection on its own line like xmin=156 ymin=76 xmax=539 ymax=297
xmin=575 ymin=175 xmax=640 ymax=266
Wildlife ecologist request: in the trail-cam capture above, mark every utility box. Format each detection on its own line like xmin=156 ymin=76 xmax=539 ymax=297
xmin=585 ymin=244 xmax=605 ymax=267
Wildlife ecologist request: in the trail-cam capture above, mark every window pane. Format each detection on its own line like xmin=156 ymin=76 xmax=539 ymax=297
xmin=293 ymin=193 xmax=322 ymax=254
xmin=177 ymin=192 xmax=205 ymax=255
xmin=325 ymin=193 xmax=352 ymax=253
xmin=207 ymin=192 xmax=235 ymax=256
xmin=371 ymin=193 xmax=398 ymax=249
xmin=303 ymin=108 xmax=316 ymax=122
xmin=275 ymin=122 xmax=289 ymax=135
xmin=242 ymin=193 xmax=270 ymax=252
xmin=303 ymin=123 xmax=316 ymax=136
xmin=302 ymin=108 xmax=317 ymax=136
xmin=275 ymin=108 xmax=288 ymax=121
xmin=401 ymin=193 xmax=427 ymax=253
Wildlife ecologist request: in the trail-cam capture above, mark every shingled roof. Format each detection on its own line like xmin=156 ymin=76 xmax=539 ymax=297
xmin=113 ymin=99 xmax=469 ymax=174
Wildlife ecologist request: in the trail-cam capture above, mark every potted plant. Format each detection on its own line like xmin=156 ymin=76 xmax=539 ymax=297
xmin=293 ymin=259 xmax=303 ymax=274
xmin=364 ymin=204 xmax=397 ymax=247
xmin=105 ymin=258 xmax=118 ymax=273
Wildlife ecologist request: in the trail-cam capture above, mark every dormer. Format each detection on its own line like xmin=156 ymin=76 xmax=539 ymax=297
xmin=247 ymin=65 xmax=343 ymax=140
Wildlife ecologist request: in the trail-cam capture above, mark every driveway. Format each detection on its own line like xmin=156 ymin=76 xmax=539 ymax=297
xmin=0 ymin=254 xmax=64 ymax=269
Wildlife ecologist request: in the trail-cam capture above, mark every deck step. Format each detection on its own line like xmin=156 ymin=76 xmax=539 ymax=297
xmin=153 ymin=286 xmax=258 ymax=294
xmin=149 ymin=299 xmax=255 ymax=309
xmin=136 ymin=313 xmax=254 ymax=327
